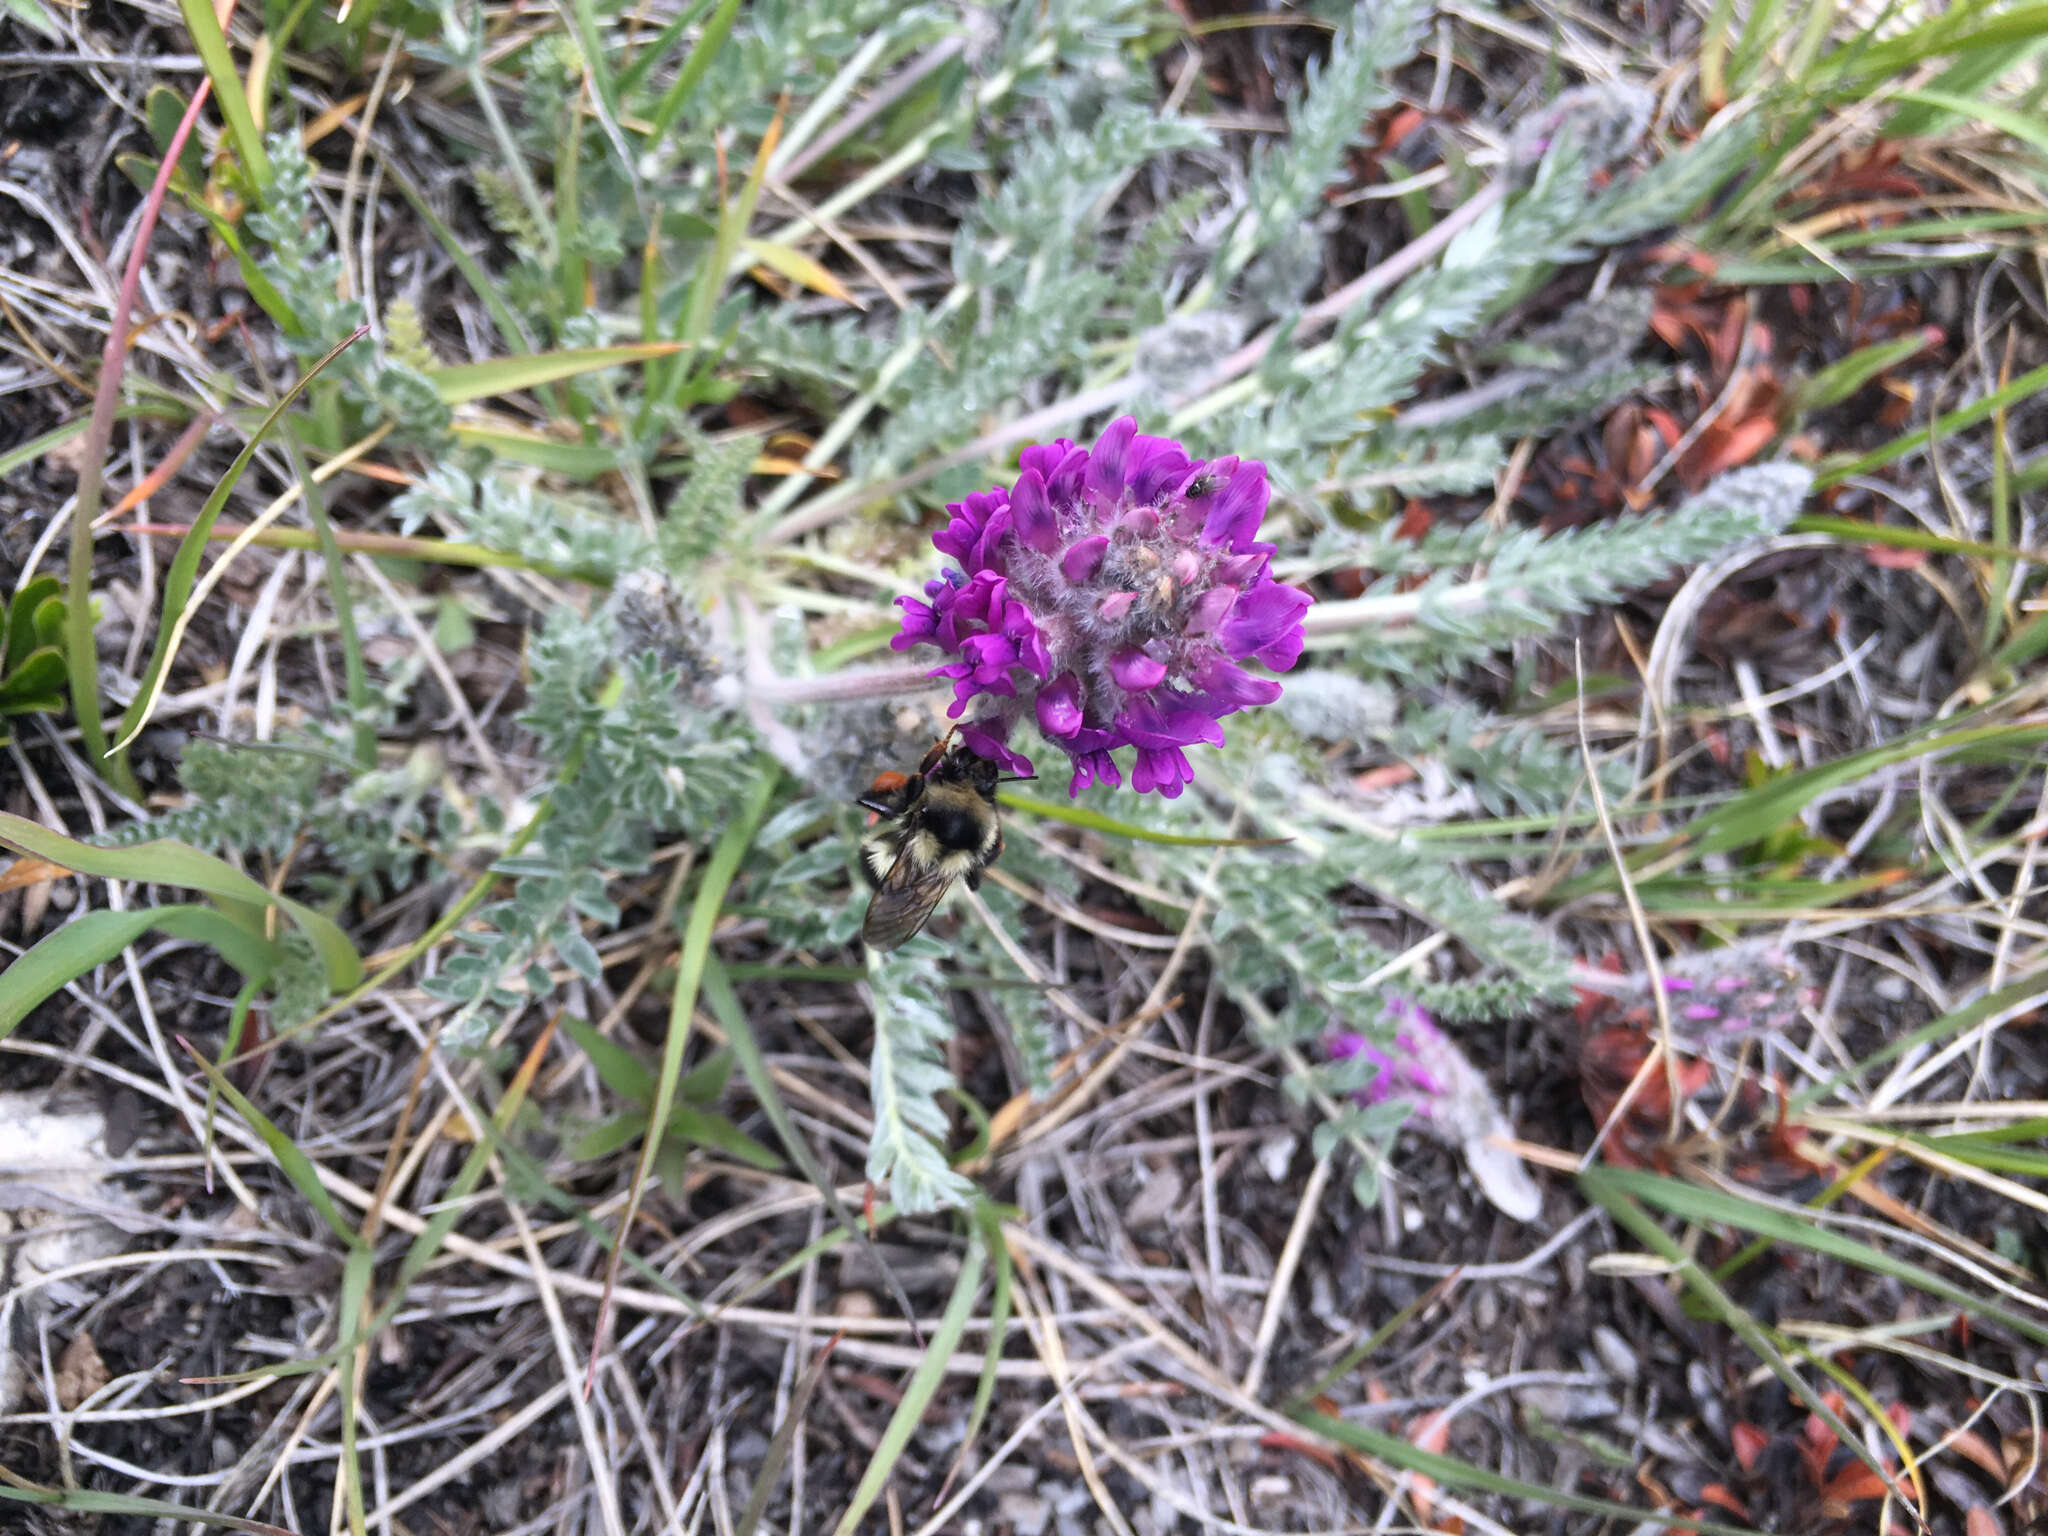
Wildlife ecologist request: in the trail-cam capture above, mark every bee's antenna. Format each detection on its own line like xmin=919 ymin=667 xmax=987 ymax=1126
xmin=995 ymin=773 xmax=1036 ymax=785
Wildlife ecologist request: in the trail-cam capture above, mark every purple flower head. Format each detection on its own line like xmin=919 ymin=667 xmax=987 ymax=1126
xmin=1653 ymin=944 xmax=1812 ymax=1044
xmin=890 ymin=417 xmax=1312 ymax=796
xmin=1325 ymin=997 xmax=1497 ymax=1139
xmin=1325 ymin=997 xmax=1541 ymax=1222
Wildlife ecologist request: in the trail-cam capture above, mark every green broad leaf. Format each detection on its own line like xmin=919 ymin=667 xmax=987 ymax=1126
xmin=4 ymin=575 xmax=61 ymax=667
xmin=145 ymin=83 xmax=210 ymax=186
xmin=558 ymin=1011 xmax=656 ymax=1102
xmin=30 ymin=591 xmax=64 ymax=650
xmin=831 ymin=1237 xmax=986 ymax=1536
xmin=0 ymin=906 xmax=281 ymax=1039
xmin=998 ymin=789 xmax=1291 ymax=847
xmin=181 ymin=1041 xmax=366 ymax=1250
xmin=0 ymin=0 xmax=61 ymax=38
xmin=0 ymin=1485 xmax=298 ymax=1535
xmin=0 ymin=647 xmax=66 ymax=714
xmin=425 ymin=344 xmax=685 ymax=406
xmin=681 ymin=1047 xmax=734 ymax=1104
xmin=0 ymin=810 xmax=362 ymax=991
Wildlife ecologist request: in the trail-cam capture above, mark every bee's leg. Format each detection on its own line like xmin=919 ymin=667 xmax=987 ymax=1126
xmin=965 ymin=869 xmax=983 ymax=890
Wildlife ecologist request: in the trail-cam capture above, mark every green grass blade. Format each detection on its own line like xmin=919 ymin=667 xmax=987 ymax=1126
xmin=335 ymin=1245 xmax=374 ymax=1536
xmin=998 ymin=789 xmax=1288 ymax=847
xmin=0 ymin=905 xmax=279 ymax=1038
xmin=618 ymin=0 xmax=717 ymax=95
xmin=1584 ymin=1166 xmax=2048 ymax=1345
xmin=736 ymin=1335 xmax=840 ymax=1536
xmin=174 ymin=0 xmax=271 ymax=191
xmin=1816 ymin=359 xmax=2048 ymax=487
xmin=424 ymin=343 xmax=685 ymax=405
xmin=182 ymin=1040 xmax=367 ymax=1250
xmin=957 ymin=1205 xmax=1013 ymax=1472
xmin=1580 ymin=1175 xmax=1904 ymax=1502
xmin=278 ymin=423 xmax=374 ymax=770
xmin=1888 ymin=84 xmax=2048 ymax=153
xmin=0 ymin=811 xmax=361 ymax=990
xmin=594 ymin=774 xmax=777 ymax=1350
xmin=831 ymin=1238 xmax=986 ymax=1536
xmin=1792 ymin=966 xmax=2048 ymax=1110
xmin=700 ymin=954 xmax=926 ymax=1293
xmin=1291 ymin=1407 xmax=1759 ymax=1534
xmin=0 ymin=1485 xmax=298 ymax=1534
xmin=1790 ymin=513 xmax=2046 ymax=563
xmin=110 ymin=326 xmax=367 ymax=764
xmin=1791 ymin=332 xmax=1939 ymax=416
xmin=645 ymin=0 xmax=743 ymax=143
xmin=1556 ymin=712 xmax=2048 ymax=897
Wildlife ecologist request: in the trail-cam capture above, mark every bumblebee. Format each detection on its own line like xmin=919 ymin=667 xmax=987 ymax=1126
xmin=857 ymin=736 xmax=1008 ymax=952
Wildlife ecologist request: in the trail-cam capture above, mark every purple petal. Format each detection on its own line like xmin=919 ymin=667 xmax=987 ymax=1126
xmin=1190 ymin=655 xmax=1282 ymax=712
xmin=1036 ymin=674 xmax=1085 ymax=738
xmin=1185 ymin=585 xmax=1237 ymax=634
xmin=1108 ymin=649 xmax=1168 ymax=691
xmin=1254 ymin=625 xmax=1306 ymax=673
xmin=1067 ymin=748 xmax=1122 ymax=796
xmin=960 ymin=722 xmax=1034 ymax=777
xmin=1202 ymin=461 xmax=1269 ymax=549
xmin=1043 ymin=446 xmax=1089 ymax=513
xmin=1085 ymin=416 xmax=1137 ymax=504
xmin=1010 ymin=468 xmax=1056 ymax=553
xmin=1128 ymin=438 xmax=1194 ymax=503
xmin=1131 ymin=746 xmax=1193 ymax=797
xmin=1098 ymin=591 xmax=1137 ymax=622
xmin=1217 ymin=583 xmax=1311 ymax=661
xmin=960 ymin=631 xmax=1015 ymax=680
xmin=892 ymin=596 xmax=938 ymax=649
xmin=1117 ymin=701 xmax=1225 ymax=751
xmin=1213 ymin=550 xmax=1273 ymax=587
xmin=1018 ymin=438 xmax=1078 ymax=485
xmin=1062 ymin=534 xmax=1110 ymax=582
xmin=1118 ymin=507 xmax=1160 ymax=539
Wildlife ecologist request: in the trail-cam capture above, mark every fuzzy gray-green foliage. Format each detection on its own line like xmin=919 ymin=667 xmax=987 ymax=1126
xmin=249 ymin=132 xmax=452 ymax=451
xmin=864 ymin=948 xmax=976 ymax=1213
xmin=424 ymin=609 xmax=754 ymax=1054
xmin=162 ymin=0 xmax=1810 ymax=1216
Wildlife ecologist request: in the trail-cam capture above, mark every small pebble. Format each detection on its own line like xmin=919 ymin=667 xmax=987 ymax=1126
xmin=1593 ymin=1325 xmax=1639 ymax=1384
xmin=997 ymin=1491 xmax=1051 ymax=1536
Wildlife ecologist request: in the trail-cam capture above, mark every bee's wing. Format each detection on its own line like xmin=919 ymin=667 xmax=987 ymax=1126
xmin=861 ymin=841 xmax=957 ymax=952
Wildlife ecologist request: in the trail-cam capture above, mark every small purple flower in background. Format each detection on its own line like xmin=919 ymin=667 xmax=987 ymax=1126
xmin=891 ymin=417 xmax=1312 ymax=797
xmin=1326 ymin=997 xmax=1541 ymax=1221
xmin=1655 ymin=944 xmax=1812 ymax=1044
